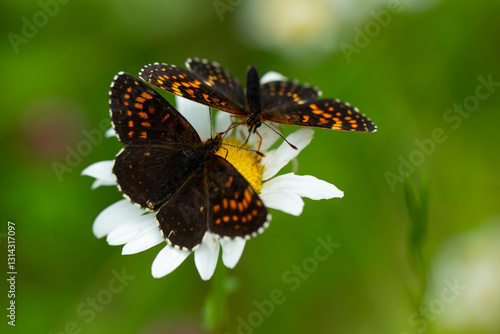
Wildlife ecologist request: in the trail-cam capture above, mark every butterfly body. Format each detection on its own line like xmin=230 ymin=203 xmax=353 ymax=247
xmin=139 ymin=58 xmax=377 ymax=135
xmin=244 ymin=65 xmax=264 ymax=133
xmin=110 ymin=72 xmax=269 ymax=251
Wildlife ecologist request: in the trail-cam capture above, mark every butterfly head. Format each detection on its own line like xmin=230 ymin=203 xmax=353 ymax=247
xmin=245 ymin=114 xmax=262 ymax=134
xmin=205 ymin=133 xmax=222 ymax=154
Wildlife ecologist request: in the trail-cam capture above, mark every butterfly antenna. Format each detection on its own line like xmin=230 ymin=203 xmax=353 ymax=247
xmin=261 ymin=122 xmax=298 ymax=150
xmin=221 ymin=142 xmax=266 ymax=158
xmin=209 ymin=109 xmax=214 ymax=138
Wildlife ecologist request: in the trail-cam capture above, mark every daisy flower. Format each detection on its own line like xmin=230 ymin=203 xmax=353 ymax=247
xmin=82 ymin=77 xmax=343 ymax=281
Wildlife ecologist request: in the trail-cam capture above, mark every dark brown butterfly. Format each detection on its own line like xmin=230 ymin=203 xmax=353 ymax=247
xmin=139 ymin=58 xmax=377 ymax=141
xmin=109 ymin=72 xmax=269 ymax=251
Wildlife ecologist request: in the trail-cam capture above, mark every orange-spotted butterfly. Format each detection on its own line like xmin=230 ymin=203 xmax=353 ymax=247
xmin=139 ymin=58 xmax=377 ymax=139
xmin=110 ymin=72 xmax=269 ymax=251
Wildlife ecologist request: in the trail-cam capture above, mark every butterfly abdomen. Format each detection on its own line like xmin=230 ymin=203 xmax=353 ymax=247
xmin=245 ymin=66 xmax=262 ymax=115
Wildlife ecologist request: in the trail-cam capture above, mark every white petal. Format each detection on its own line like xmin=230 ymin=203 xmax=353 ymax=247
xmin=215 ymin=110 xmax=233 ymax=134
xmin=194 ymin=233 xmax=220 ymax=280
xmin=105 ymin=127 xmax=116 ymax=138
xmin=81 ymin=161 xmax=116 ymax=189
xmin=262 ymin=173 xmax=343 ymax=200
xmin=259 ymin=188 xmax=304 ymax=216
xmin=92 ymin=199 xmax=145 ymax=238
xmin=175 ymin=95 xmax=211 ymax=140
xmin=151 ymin=245 xmax=190 ymax=278
xmin=260 ymin=71 xmax=286 ymax=84
xmin=220 ymin=238 xmax=246 ymax=269
xmin=106 ymin=215 xmax=156 ymax=245
xmin=261 ymin=128 xmax=314 ymax=180
xmin=122 ymin=224 xmax=164 ymax=255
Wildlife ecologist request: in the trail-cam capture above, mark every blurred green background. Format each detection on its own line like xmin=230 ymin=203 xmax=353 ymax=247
xmin=1 ymin=0 xmax=500 ymax=333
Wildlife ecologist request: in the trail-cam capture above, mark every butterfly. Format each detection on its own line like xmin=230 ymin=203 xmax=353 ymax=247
xmin=139 ymin=58 xmax=377 ymax=142
xmin=109 ymin=72 xmax=269 ymax=251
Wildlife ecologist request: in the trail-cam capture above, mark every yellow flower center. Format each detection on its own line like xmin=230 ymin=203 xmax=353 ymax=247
xmin=216 ymin=138 xmax=263 ymax=192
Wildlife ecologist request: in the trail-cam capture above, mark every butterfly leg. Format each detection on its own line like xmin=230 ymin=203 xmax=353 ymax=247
xmin=218 ymin=118 xmax=247 ymax=139
xmin=254 ymin=129 xmax=263 ymax=152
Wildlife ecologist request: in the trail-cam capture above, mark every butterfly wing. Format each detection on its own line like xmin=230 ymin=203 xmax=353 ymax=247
xmin=205 ymin=156 xmax=269 ymax=240
xmin=113 ymin=146 xmax=195 ymax=211
xmin=139 ymin=60 xmax=247 ymax=116
xmin=262 ymin=99 xmax=377 ymax=132
xmin=155 ymin=169 xmax=209 ymax=251
xmin=186 ymin=57 xmax=246 ymax=107
xmin=110 ymin=72 xmax=202 ymax=210
xmin=155 ymin=154 xmax=270 ymax=251
xmin=110 ymin=72 xmax=201 ymax=145
xmin=260 ymin=80 xmax=322 ymax=110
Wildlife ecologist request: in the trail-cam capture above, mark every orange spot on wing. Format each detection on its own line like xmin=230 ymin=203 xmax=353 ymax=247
xmin=202 ymin=93 xmax=211 ymax=103
xmin=134 ymin=103 xmax=143 ymax=109
xmin=138 ymin=111 xmax=148 ymax=119
xmin=244 ymin=189 xmax=251 ymax=202
xmin=141 ymin=92 xmax=153 ymax=100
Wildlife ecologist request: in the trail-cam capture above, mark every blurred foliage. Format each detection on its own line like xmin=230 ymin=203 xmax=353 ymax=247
xmin=404 ymin=177 xmax=429 ymax=306
xmin=1 ymin=0 xmax=499 ymax=333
